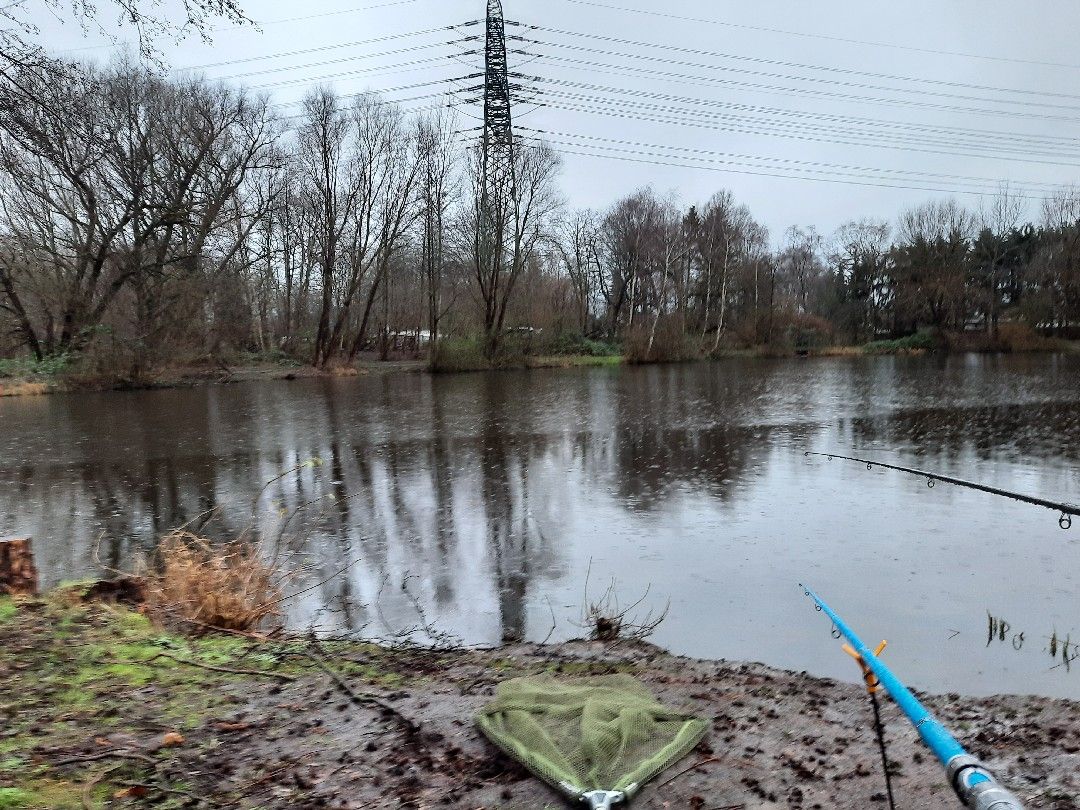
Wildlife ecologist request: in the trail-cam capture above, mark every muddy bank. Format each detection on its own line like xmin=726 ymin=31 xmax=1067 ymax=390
xmin=0 ymin=355 xmax=623 ymax=398
xmin=0 ymin=360 xmax=430 ymax=398
xmin=1 ymin=591 xmax=1078 ymax=809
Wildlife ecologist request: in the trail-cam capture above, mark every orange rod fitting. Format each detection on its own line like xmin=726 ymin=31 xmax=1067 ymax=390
xmin=842 ymin=640 xmax=888 ymax=694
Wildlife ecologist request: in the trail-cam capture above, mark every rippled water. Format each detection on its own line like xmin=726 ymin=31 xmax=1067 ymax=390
xmin=2 ymin=354 xmax=1079 ymax=698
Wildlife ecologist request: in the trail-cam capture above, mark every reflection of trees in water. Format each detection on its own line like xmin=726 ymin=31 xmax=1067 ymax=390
xmin=0 ymin=368 xmax=790 ymax=640
xmin=613 ymin=424 xmax=762 ymax=511
xmin=851 ymin=402 xmax=1080 ymax=462
xmin=0 ymin=454 xmax=222 ymax=587
xmin=13 ymin=360 xmax=1079 ymax=641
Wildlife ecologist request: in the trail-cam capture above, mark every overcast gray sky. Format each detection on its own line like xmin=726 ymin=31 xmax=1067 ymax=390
xmin=33 ymin=0 xmax=1080 ymax=241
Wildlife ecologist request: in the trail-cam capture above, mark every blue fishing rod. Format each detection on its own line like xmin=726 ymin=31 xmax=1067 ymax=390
xmin=802 ymin=585 xmax=1024 ymax=810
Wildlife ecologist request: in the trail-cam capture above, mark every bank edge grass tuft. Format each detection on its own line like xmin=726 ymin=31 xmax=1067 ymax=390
xmin=146 ymin=531 xmax=283 ymax=633
xmin=863 ymin=331 xmax=938 ymax=355
xmin=0 ymin=598 xmax=16 ymax=625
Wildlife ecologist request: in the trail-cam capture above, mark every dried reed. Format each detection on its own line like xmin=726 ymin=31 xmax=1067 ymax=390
xmin=145 ymin=530 xmax=283 ymax=632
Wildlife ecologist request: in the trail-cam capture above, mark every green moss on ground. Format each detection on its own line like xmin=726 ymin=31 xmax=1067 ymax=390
xmin=0 ymin=588 xmax=455 ymax=808
xmin=0 ymin=599 xmax=15 ymax=625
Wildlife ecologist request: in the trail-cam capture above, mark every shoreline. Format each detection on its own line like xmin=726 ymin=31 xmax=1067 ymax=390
xmin=1 ymin=590 xmax=1077 ymax=808
xmin=2 ymin=343 xmax=1077 ymax=400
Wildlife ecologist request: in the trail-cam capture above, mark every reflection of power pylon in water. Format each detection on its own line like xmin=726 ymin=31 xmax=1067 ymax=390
xmin=477 ymin=0 xmax=516 ymax=286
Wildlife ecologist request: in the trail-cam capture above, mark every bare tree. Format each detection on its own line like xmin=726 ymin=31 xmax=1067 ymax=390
xmin=0 ymin=61 xmax=276 ymax=368
xmin=297 ymin=88 xmax=355 ymax=367
xmin=469 ymin=140 xmax=561 ymax=358
xmin=556 ymin=209 xmax=601 ymax=335
xmin=415 ymin=108 xmax=459 ymax=355
xmin=973 ymin=183 xmax=1026 ymax=336
xmin=894 ymin=198 xmax=975 ymax=330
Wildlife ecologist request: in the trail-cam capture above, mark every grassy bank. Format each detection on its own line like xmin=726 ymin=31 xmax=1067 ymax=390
xmin=429 ymin=336 xmax=623 ymax=373
xmin=1 ymin=588 xmax=1077 ymax=808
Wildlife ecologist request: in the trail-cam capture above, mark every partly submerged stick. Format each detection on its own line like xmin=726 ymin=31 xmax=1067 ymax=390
xmin=801 ymin=585 xmax=1024 ymax=810
xmin=805 ymin=451 xmax=1079 ymax=529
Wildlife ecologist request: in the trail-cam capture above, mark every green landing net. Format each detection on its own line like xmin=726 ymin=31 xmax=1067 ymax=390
xmin=476 ymin=675 xmax=708 ymax=809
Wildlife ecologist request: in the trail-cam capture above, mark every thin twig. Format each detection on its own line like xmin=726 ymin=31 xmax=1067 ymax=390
xmin=117 ymin=781 xmax=203 ymax=801
xmin=657 ymin=754 xmax=728 ymax=788
xmin=54 ymin=750 xmax=157 ymax=767
xmin=82 ymin=765 xmax=120 ymax=810
xmin=541 ymin=595 xmax=557 ymax=645
xmin=262 ymin=555 xmax=362 ymax=610
xmin=145 ymin=651 xmax=296 ymax=682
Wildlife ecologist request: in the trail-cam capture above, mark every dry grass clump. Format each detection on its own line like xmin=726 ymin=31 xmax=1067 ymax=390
xmin=0 ymin=381 xmax=49 ymax=397
xmin=146 ymin=531 xmax=283 ymax=632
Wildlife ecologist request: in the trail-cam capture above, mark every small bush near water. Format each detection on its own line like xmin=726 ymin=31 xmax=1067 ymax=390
xmin=145 ymin=531 xmax=283 ymax=632
xmin=623 ymin=318 xmax=693 ymax=364
xmin=863 ymin=330 xmax=939 ymax=355
xmin=539 ymin=332 xmax=621 ymax=357
xmin=0 ymin=353 xmax=71 ymax=378
xmin=429 ymin=337 xmax=495 ymax=373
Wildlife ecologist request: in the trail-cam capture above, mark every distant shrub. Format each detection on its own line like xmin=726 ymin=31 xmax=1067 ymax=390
xmin=931 ymin=323 xmax=1069 ymax=354
xmin=540 ymin=331 xmax=621 ymax=357
xmin=790 ymin=313 xmax=836 ymax=350
xmin=994 ymin=322 xmax=1064 ymax=352
xmin=863 ymin=331 xmax=938 ymax=354
xmin=623 ymin=317 xmax=692 ymax=364
xmin=429 ymin=337 xmax=490 ymax=373
xmin=235 ymin=348 xmax=303 ymax=367
xmin=0 ymin=353 xmax=72 ymax=379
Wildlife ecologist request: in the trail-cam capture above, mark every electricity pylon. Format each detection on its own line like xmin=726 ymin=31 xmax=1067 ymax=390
xmin=476 ymin=0 xmax=516 ymax=332
xmin=481 ymin=0 xmax=515 ymax=207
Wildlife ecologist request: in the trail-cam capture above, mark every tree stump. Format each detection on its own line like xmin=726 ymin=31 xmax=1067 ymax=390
xmin=0 ymin=538 xmax=39 ymax=596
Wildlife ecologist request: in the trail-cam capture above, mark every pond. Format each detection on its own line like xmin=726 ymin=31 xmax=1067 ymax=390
xmin=2 ymin=354 xmax=1079 ymax=698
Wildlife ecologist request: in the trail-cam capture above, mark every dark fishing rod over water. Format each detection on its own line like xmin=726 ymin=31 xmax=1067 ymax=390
xmin=805 ymin=451 xmax=1079 ymax=529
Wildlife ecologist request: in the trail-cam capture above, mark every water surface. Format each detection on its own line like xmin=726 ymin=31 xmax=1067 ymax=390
xmin=2 ymin=355 xmax=1078 ymax=698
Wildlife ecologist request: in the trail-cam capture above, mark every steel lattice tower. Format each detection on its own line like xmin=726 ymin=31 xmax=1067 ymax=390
xmin=482 ymin=0 xmax=514 ymax=157
xmin=478 ymin=0 xmax=515 ymax=269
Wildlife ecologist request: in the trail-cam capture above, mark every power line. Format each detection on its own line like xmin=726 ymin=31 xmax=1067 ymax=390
xmin=242 ymin=55 xmax=470 ymax=93
xmin=530 ymin=90 xmax=1080 ymax=168
xmin=175 ymin=25 xmax=471 ymax=72
xmin=518 ymin=128 xmax=1069 ymax=192
xmin=521 ymin=25 xmax=1080 ymax=105
xmin=558 ymin=0 xmax=1080 ymax=72
xmin=538 ymin=72 xmax=1080 ymax=152
xmin=196 ymin=44 xmax=469 ymax=85
xmin=522 ymin=137 xmax=1061 ymax=201
xmin=514 ymin=37 xmax=1080 ymax=115
xmin=271 ymin=78 xmax=471 ymax=110
xmin=521 ymin=76 xmax=1080 ymax=156
xmin=523 ymin=82 xmax=1080 ymax=168
xmin=511 ymin=52 xmax=1080 ymax=127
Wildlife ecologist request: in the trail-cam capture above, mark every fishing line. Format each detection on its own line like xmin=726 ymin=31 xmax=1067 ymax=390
xmin=805 ymin=451 xmax=1078 ymax=529
xmin=869 ymin=688 xmax=897 ymax=810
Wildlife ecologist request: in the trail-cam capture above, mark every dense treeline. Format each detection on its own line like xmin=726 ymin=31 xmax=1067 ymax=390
xmin=2 ymin=62 xmax=1079 ymax=377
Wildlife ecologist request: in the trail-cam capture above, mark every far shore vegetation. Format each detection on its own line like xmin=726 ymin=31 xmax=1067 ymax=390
xmin=4 ymin=63 xmax=1080 ymax=392
xmin=1 ymin=322 xmax=1075 ymax=397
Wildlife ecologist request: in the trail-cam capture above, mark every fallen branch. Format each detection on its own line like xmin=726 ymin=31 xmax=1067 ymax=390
xmin=54 ymin=750 xmax=157 ymax=767
xmin=145 ymin=650 xmax=296 ymax=682
xmin=117 ymin=781 xmax=203 ymax=802
xmin=297 ymin=640 xmax=421 ymax=736
xmin=657 ymin=754 xmax=728 ymax=788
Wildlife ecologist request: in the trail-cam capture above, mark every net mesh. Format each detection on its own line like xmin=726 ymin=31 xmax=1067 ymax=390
xmin=476 ymin=674 xmax=708 ymax=798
